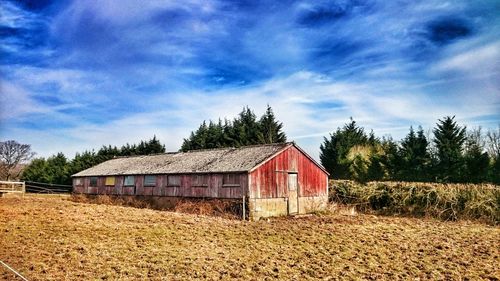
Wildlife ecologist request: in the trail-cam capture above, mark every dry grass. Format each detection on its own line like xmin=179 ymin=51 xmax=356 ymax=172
xmin=71 ymin=194 xmax=242 ymax=219
xmin=1 ymin=196 xmax=499 ymax=280
xmin=173 ymin=199 xmax=242 ymax=219
xmin=330 ymin=180 xmax=500 ymax=224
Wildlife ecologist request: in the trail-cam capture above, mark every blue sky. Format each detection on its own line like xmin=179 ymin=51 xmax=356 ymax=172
xmin=1 ymin=0 xmax=499 ymax=160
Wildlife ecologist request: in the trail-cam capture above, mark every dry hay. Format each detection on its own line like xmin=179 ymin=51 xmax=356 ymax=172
xmin=330 ymin=180 xmax=500 ymax=224
xmin=70 ymin=194 xmax=242 ymax=219
xmin=173 ymin=198 xmax=242 ymax=219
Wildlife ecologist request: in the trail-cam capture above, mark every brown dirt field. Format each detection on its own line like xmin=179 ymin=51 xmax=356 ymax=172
xmin=1 ymin=196 xmax=499 ymax=280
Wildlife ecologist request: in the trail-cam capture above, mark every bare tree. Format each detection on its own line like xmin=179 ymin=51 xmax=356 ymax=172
xmin=465 ymin=127 xmax=486 ymax=153
xmin=486 ymin=126 xmax=500 ymax=158
xmin=0 ymin=140 xmax=36 ymax=180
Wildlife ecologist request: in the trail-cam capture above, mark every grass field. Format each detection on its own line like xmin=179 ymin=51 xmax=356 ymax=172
xmin=1 ymin=196 xmax=499 ymax=280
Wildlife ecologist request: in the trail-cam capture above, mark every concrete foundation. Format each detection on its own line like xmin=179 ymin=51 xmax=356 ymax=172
xmin=248 ymin=197 xmax=288 ymax=220
xmin=248 ymin=195 xmax=328 ymax=220
xmin=298 ymin=195 xmax=328 ymax=214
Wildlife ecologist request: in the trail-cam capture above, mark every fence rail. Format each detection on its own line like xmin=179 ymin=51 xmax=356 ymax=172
xmin=25 ymin=181 xmax=72 ymax=194
xmin=0 ymin=181 xmax=25 ymax=193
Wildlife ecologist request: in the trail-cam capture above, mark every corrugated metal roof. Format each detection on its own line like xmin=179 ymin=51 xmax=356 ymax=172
xmin=72 ymin=143 xmax=292 ymax=177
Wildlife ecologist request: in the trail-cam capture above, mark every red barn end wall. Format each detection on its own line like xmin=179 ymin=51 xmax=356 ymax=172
xmin=248 ymin=146 xmax=328 ymax=219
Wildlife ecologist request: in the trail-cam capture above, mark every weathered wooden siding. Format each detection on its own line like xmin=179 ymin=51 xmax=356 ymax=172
xmin=76 ymin=173 xmax=246 ymax=199
xmin=248 ymin=146 xmax=328 ymax=199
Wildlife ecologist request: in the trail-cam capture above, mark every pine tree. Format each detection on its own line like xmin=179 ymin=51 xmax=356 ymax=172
xmin=46 ymin=153 xmax=71 ymax=185
xmin=21 ymin=158 xmax=49 ymax=183
xmin=463 ymin=128 xmax=489 ymax=183
xmin=257 ymin=105 xmax=287 ymax=144
xmin=180 ymin=106 xmax=286 ymax=150
xmin=486 ymin=127 xmax=500 ymax=183
xmin=378 ymin=136 xmax=400 ymax=180
xmin=319 ymin=134 xmax=338 ymax=179
xmin=319 ymin=118 xmax=369 ymax=179
xmin=433 ymin=116 xmax=466 ymax=182
xmin=399 ymin=126 xmax=430 ymax=181
xmin=235 ymin=106 xmax=259 ymax=146
xmin=146 ymin=135 xmax=166 ymax=154
xmin=490 ymin=156 xmax=500 ymax=184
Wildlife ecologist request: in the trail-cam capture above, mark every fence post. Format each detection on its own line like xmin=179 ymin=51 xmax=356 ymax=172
xmin=242 ymin=196 xmax=246 ymax=221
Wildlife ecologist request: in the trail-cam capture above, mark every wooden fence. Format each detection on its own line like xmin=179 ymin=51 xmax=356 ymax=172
xmin=24 ymin=181 xmax=72 ymax=194
xmin=0 ymin=181 xmax=25 ymax=194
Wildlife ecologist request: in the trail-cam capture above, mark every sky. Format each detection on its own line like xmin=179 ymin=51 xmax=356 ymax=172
xmin=1 ymin=0 xmax=499 ymax=161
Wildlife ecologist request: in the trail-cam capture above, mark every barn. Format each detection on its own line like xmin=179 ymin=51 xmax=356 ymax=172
xmin=72 ymin=142 xmax=329 ymax=219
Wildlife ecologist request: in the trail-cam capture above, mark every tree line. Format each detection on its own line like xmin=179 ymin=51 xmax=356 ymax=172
xmin=320 ymin=116 xmax=500 ymax=184
xmin=19 ymin=136 xmax=165 ymax=185
xmin=181 ymin=106 xmax=286 ymax=151
xmin=2 ymin=105 xmax=499 ymax=185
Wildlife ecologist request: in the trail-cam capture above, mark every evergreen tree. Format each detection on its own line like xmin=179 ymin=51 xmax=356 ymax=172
xmin=257 ymin=105 xmax=287 ymax=144
xmin=146 ymin=135 xmax=166 ymax=154
xmin=463 ymin=128 xmax=489 ymax=183
xmin=319 ymin=118 xmax=369 ymax=179
xmin=234 ymin=106 xmax=259 ymax=146
xmin=319 ymin=134 xmax=338 ymax=179
xmin=21 ymin=158 xmax=49 ymax=183
xmin=486 ymin=127 xmax=500 ymax=184
xmin=46 ymin=153 xmax=71 ymax=185
xmin=22 ymin=137 xmax=166 ymax=184
xmin=433 ymin=116 xmax=466 ymax=182
xmin=180 ymin=106 xmax=286 ymax=151
xmin=346 ymin=145 xmax=372 ymax=183
xmin=68 ymin=151 xmax=98 ymax=175
xmin=120 ymin=143 xmax=135 ymax=156
xmin=378 ymin=136 xmax=400 ymax=180
xmin=490 ymin=156 xmax=500 ymax=184
xmin=399 ymin=126 xmax=430 ymax=181
xmin=205 ymin=120 xmax=225 ymax=148
xmin=366 ymin=145 xmax=387 ymax=181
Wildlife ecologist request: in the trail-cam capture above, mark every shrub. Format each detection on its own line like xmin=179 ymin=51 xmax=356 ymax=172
xmin=329 ymin=180 xmax=500 ymax=224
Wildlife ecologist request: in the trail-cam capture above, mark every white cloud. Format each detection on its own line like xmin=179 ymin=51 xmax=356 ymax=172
xmin=433 ymin=41 xmax=500 ymax=74
xmin=0 ymin=81 xmax=49 ymax=120
xmin=4 ymin=70 xmax=497 ymax=161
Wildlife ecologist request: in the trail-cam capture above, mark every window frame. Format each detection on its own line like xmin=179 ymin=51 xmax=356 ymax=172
xmin=105 ymin=176 xmax=115 ymax=186
xmin=75 ymin=178 xmax=83 ymax=186
xmin=89 ymin=176 xmax=98 ymax=187
xmin=144 ymin=175 xmax=157 ymax=187
xmin=124 ymin=175 xmax=135 ymax=186
xmin=166 ymin=175 xmax=181 ymax=187
xmin=191 ymin=174 xmax=208 ymax=188
xmin=222 ymin=174 xmax=241 ymax=188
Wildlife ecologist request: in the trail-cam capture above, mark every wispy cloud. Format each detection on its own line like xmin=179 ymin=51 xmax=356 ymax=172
xmin=0 ymin=0 xmax=499 ymax=160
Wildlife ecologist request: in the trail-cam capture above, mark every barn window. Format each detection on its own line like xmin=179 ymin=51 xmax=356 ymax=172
xmin=89 ymin=177 xmax=98 ymax=187
xmin=75 ymin=178 xmax=83 ymax=186
xmin=105 ymin=176 xmax=115 ymax=186
xmin=191 ymin=174 xmax=208 ymax=187
xmin=144 ymin=175 xmax=156 ymax=186
xmin=222 ymin=174 xmax=240 ymax=187
xmin=167 ymin=175 xmax=181 ymax=187
xmin=124 ymin=176 xmax=135 ymax=186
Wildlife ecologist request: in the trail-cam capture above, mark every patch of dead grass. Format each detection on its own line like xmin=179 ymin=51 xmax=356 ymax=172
xmin=1 ymin=197 xmax=498 ymax=280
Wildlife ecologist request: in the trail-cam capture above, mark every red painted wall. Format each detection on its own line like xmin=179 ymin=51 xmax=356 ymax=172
xmin=248 ymin=146 xmax=328 ymax=199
